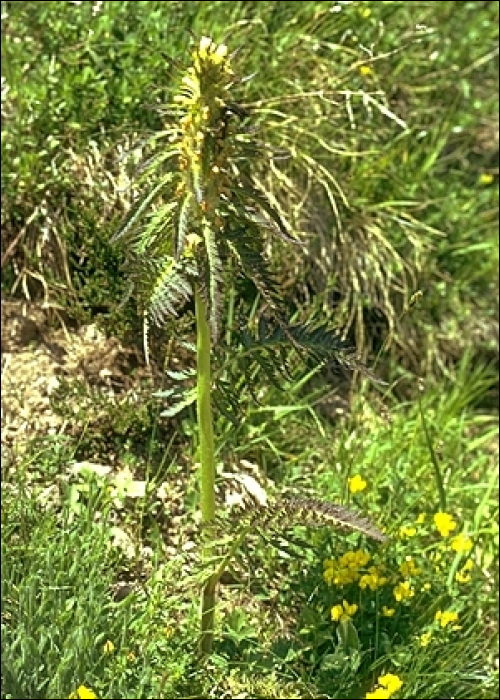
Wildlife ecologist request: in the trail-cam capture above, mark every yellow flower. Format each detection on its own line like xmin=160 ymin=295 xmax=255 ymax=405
xmin=393 ymin=580 xmax=415 ymax=602
xmin=479 ymin=173 xmax=494 ymax=185
xmin=340 ymin=550 xmax=371 ymax=568
xmin=420 ymin=631 xmax=433 ymax=647
xmin=366 ymin=690 xmax=391 ymax=699
xmin=365 ymin=673 xmax=403 ymax=699
xmin=359 ymin=567 xmax=388 ymax=591
xmin=416 ymin=513 xmax=426 ymax=524
xmin=68 ymin=687 xmax=97 ymax=700
xmin=348 ymin=475 xmax=367 ymax=494
xmin=359 ymin=7 xmax=372 ymax=18
xmin=434 ymin=512 xmax=457 ymax=537
xmin=450 ymin=533 xmax=473 ymax=553
xmin=331 ymin=600 xmax=359 ymax=623
xmin=455 ymin=558 xmax=474 ymax=583
xmin=399 ymin=557 xmax=422 ymax=578
xmin=399 ymin=525 xmax=417 ymax=539
xmin=379 ymin=674 xmax=403 ymax=694
xmin=359 ymin=65 xmax=373 ymax=76
xmin=103 ymin=640 xmax=115 ymax=654
xmin=381 ymin=606 xmax=396 ymax=617
xmin=435 ymin=610 xmax=459 ymax=628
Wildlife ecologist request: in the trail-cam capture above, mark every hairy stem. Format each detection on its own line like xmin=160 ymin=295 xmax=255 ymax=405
xmin=195 ymin=289 xmax=217 ymax=654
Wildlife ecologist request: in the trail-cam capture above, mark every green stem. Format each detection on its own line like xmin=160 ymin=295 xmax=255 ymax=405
xmin=417 ymin=389 xmax=447 ymax=512
xmin=195 ymin=289 xmax=217 ymax=655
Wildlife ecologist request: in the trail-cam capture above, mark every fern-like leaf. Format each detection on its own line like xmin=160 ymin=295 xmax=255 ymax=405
xmin=142 ymin=255 xmax=198 ymax=326
xmin=203 ymin=496 xmax=387 ymax=543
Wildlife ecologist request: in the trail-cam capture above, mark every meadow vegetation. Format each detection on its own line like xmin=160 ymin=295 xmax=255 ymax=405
xmin=1 ymin=2 xmax=498 ymax=698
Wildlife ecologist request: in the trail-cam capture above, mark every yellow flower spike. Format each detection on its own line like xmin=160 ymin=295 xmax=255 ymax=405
xmin=198 ymin=36 xmax=213 ymax=59
xmin=433 ymin=512 xmax=458 ymax=537
xmin=348 ymin=474 xmax=367 ymax=494
xmin=450 ymin=533 xmax=473 ymax=553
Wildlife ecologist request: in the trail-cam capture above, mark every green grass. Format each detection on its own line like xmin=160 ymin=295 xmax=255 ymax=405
xmin=1 ymin=1 xmax=499 ymax=698
xmin=2 ymin=359 xmax=498 ymax=699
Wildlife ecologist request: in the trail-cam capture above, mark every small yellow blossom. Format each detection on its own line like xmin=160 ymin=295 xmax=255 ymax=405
xmin=393 ymin=580 xmax=415 ymax=602
xmin=340 ymin=550 xmax=371 ymax=568
xmin=366 ymin=690 xmax=391 ymax=700
xmin=435 ymin=610 xmax=459 ymax=628
xmin=359 ymin=65 xmax=373 ymax=76
xmin=434 ymin=512 xmax=457 ymax=537
xmin=399 ymin=557 xmax=422 ymax=578
xmin=479 ymin=173 xmax=494 ymax=185
xmin=103 ymin=640 xmax=115 ymax=654
xmin=348 ymin=474 xmax=367 ymax=494
xmin=359 ymin=566 xmax=388 ymax=591
xmin=416 ymin=513 xmax=426 ymax=524
xmin=68 ymin=686 xmax=97 ymax=700
xmin=455 ymin=558 xmax=474 ymax=583
xmin=420 ymin=631 xmax=433 ymax=647
xmin=359 ymin=7 xmax=372 ymax=18
xmin=331 ymin=600 xmax=359 ymax=623
xmin=450 ymin=533 xmax=473 ymax=553
xmin=379 ymin=674 xmax=403 ymax=694
xmin=381 ymin=606 xmax=396 ymax=617
xmin=365 ymin=672 xmax=403 ymax=699
xmin=421 ymin=582 xmax=432 ymax=592
xmin=399 ymin=525 xmax=417 ymax=539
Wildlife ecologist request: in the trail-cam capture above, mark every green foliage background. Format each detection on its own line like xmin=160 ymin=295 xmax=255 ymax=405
xmin=1 ymin=2 xmax=498 ymax=699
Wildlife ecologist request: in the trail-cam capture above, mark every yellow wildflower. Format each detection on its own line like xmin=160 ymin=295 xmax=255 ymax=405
xmin=359 ymin=7 xmax=372 ymax=18
xmin=416 ymin=513 xmax=426 ymax=524
xmin=340 ymin=550 xmax=371 ymax=568
xmin=365 ymin=673 xmax=403 ymax=699
xmin=393 ymin=580 xmax=415 ymax=602
xmin=435 ymin=610 xmax=459 ymax=628
xmin=348 ymin=475 xmax=367 ymax=494
xmin=434 ymin=512 xmax=457 ymax=537
xmin=379 ymin=674 xmax=403 ymax=694
xmin=420 ymin=631 xmax=433 ymax=647
xmin=359 ymin=65 xmax=373 ymax=76
xmin=331 ymin=600 xmax=358 ymax=623
xmin=103 ymin=640 xmax=115 ymax=654
xmin=450 ymin=533 xmax=473 ymax=553
xmin=366 ymin=690 xmax=391 ymax=700
xmin=399 ymin=557 xmax=422 ymax=578
xmin=381 ymin=606 xmax=396 ymax=617
xmin=399 ymin=525 xmax=417 ymax=539
xmin=455 ymin=558 xmax=474 ymax=584
xmin=359 ymin=566 xmax=388 ymax=591
xmin=68 ymin=687 xmax=97 ymax=700
xmin=479 ymin=173 xmax=494 ymax=185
